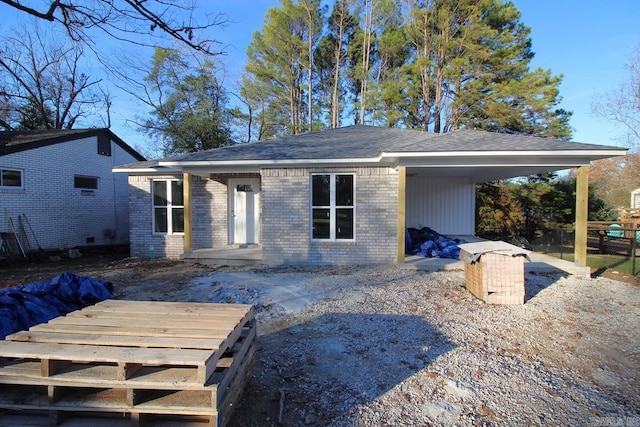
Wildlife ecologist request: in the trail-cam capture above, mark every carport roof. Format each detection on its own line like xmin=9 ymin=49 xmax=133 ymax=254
xmin=113 ymin=125 xmax=626 ymax=180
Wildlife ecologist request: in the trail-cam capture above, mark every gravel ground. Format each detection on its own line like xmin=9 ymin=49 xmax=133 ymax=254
xmin=3 ymin=255 xmax=638 ymax=426
xmin=112 ymin=263 xmax=640 ymax=427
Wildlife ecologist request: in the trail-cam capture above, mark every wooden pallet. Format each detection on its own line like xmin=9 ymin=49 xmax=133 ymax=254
xmin=0 ymin=300 xmax=256 ymax=426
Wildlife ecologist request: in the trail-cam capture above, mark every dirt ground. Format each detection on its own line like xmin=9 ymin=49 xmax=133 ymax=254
xmin=1 ymin=248 xmax=639 ymax=426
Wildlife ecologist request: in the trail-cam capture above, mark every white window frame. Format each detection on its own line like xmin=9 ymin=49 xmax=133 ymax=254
xmin=152 ymin=179 xmax=184 ymax=235
xmin=310 ymin=173 xmax=356 ymax=242
xmin=0 ymin=167 xmax=23 ymax=189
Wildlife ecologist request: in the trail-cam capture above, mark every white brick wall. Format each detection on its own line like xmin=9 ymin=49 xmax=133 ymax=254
xmin=127 ymin=168 xmax=399 ymax=265
xmin=261 ymin=167 xmax=399 ymax=265
xmin=0 ymin=136 xmax=139 ymax=251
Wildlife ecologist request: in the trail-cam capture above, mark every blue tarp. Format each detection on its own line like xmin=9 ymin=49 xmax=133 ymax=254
xmin=0 ymin=272 xmax=113 ymax=340
xmin=406 ymin=227 xmax=465 ymax=259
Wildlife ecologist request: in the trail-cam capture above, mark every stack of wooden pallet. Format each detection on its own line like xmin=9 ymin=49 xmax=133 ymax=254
xmin=0 ymin=300 xmax=256 ymax=426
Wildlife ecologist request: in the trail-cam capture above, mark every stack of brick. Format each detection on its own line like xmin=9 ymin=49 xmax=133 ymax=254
xmin=459 ymin=241 xmax=530 ymax=305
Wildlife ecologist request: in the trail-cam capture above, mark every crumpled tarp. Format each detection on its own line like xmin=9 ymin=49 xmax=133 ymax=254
xmin=458 ymin=240 xmax=531 ymax=264
xmin=0 ymin=272 xmax=113 ymax=340
xmin=406 ymin=227 xmax=465 ymax=259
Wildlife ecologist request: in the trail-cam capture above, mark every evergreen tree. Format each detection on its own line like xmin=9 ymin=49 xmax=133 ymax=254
xmin=139 ymin=48 xmax=233 ymax=155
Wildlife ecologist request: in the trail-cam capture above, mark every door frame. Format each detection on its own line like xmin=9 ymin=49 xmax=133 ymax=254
xmin=227 ymin=178 xmax=261 ymax=245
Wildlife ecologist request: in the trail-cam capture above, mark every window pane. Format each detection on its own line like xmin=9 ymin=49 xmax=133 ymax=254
xmin=74 ymin=175 xmax=98 ymax=189
xmin=171 ymin=180 xmax=184 ymax=206
xmin=336 ymin=208 xmax=354 ymax=239
xmin=2 ymin=169 xmax=21 ymax=187
xmin=336 ymin=175 xmax=353 ymax=206
xmin=312 ymin=208 xmax=330 ymax=239
xmin=172 ymin=208 xmax=184 ymax=232
xmin=153 ymin=181 xmax=167 ymax=206
xmin=312 ymin=175 xmax=330 ymax=206
xmin=154 ymin=207 xmax=168 ymax=232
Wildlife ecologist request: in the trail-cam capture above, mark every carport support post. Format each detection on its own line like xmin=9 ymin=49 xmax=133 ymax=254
xmin=183 ymin=172 xmax=192 ymax=253
xmin=397 ymin=166 xmax=406 ymax=263
xmin=574 ymin=166 xmax=589 ymax=267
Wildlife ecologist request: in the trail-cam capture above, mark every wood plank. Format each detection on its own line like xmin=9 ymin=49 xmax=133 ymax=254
xmin=27 ymin=323 xmax=238 ymax=339
xmin=43 ymin=316 xmax=241 ymax=331
xmin=94 ymin=300 xmax=252 ymax=313
xmin=66 ymin=309 xmax=252 ymax=322
xmin=0 ymin=341 xmax=212 ymax=367
xmin=8 ymin=331 xmax=224 ymax=350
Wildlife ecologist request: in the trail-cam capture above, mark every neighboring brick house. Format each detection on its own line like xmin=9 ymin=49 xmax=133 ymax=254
xmin=0 ymin=129 xmax=145 ymax=253
xmin=114 ymin=125 xmax=626 ymax=266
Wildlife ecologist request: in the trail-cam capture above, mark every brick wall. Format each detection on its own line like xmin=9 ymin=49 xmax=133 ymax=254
xmin=0 ymin=136 xmax=138 ymax=250
xmin=191 ymin=175 xmax=228 ymax=249
xmin=261 ymin=166 xmax=398 ymax=266
xmin=128 ymin=174 xmax=184 ymax=259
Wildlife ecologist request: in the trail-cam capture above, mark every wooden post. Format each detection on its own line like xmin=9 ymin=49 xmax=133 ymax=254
xmin=183 ymin=172 xmax=192 ymax=253
xmin=397 ymin=167 xmax=406 ymax=263
xmin=574 ymin=166 xmax=589 ymax=267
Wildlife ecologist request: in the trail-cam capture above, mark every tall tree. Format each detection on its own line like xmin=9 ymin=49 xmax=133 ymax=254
xmin=122 ymin=47 xmax=233 ymax=156
xmin=315 ymin=0 xmax=357 ymax=128
xmin=244 ymin=0 xmax=308 ymax=136
xmin=402 ymin=0 xmax=571 ymax=138
xmin=0 ymin=0 xmax=227 ymax=55
xmin=0 ymin=27 xmax=108 ymax=130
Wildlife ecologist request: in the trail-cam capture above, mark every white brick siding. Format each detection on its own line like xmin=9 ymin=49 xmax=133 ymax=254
xmin=261 ymin=167 xmax=399 ymax=265
xmin=128 ymin=168 xmax=399 ymax=264
xmin=0 ymin=136 xmax=138 ymax=251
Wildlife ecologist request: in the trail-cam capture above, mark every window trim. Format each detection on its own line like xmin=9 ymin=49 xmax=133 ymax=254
xmin=0 ymin=167 xmax=23 ymax=189
xmin=310 ymin=173 xmax=356 ymax=242
xmin=151 ymin=179 xmax=185 ymax=235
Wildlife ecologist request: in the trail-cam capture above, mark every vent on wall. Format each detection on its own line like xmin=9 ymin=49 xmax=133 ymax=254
xmin=97 ymin=133 xmax=112 ymax=156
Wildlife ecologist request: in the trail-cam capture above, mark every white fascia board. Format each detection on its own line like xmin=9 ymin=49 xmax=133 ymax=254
xmin=112 ymin=167 xmax=182 ymax=173
xmin=384 ymin=149 xmax=627 ymax=158
xmin=159 ymin=156 xmax=385 ymax=168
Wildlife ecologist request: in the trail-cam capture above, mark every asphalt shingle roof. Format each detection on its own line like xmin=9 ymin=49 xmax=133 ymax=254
xmin=0 ymin=128 xmax=145 ymax=161
xmin=162 ymin=125 xmax=619 ymax=164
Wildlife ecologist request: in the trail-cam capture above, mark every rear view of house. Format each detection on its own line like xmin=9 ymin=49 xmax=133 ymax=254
xmin=0 ymin=129 xmax=145 ymax=254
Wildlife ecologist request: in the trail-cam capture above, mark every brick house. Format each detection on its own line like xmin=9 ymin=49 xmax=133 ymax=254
xmin=0 ymin=129 xmax=145 ymax=252
xmin=114 ymin=125 xmax=625 ymax=266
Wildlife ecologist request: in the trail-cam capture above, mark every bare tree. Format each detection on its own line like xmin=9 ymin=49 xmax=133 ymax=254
xmin=592 ymin=45 xmax=640 ymax=151
xmin=0 ymin=0 xmax=227 ymax=55
xmin=0 ymin=28 xmax=110 ymax=130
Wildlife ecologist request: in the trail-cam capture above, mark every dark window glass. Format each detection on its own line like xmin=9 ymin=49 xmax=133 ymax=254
xmin=312 ymin=175 xmax=330 ymax=206
xmin=171 ymin=180 xmax=184 ymax=206
xmin=336 ymin=175 xmax=353 ymax=206
xmin=336 ymin=208 xmax=354 ymax=239
xmin=153 ymin=181 xmax=167 ymax=206
xmin=74 ymin=175 xmax=98 ymax=189
xmin=154 ymin=207 xmax=168 ymax=232
xmin=312 ymin=208 xmax=330 ymax=239
xmin=1 ymin=169 xmax=22 ymax=187
xmin=172 ymin=208 xmax=185 ymax=232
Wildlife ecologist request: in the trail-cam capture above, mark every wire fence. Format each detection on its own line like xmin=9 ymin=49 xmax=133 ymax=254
xmin=477 ymin=226 xmax=639 ymax=276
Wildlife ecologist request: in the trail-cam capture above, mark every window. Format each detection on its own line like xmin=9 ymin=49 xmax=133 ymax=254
xmin=152 ymin=179 xmax=184 ymax=234
xmin=74 ymin=175 xmax=98 ymax=189
xmin=0 ymin=168 xmax=22 ymax=188
xmin=311 ymin=173 xmax=354 ymax=241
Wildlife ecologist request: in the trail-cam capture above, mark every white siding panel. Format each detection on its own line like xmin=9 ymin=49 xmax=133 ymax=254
xmin=0 ymin=136 xmax=140 ymax=250
xmin=406 ymin=175 xmax=475 ymax=235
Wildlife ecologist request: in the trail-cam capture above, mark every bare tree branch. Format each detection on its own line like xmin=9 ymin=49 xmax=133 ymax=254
xmin=0 ymin=0 xmax=227 ymax=55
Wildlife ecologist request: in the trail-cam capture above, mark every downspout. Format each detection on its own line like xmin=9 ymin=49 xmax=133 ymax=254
xmin=574 ymin=166 xmax=589 ymax=268
xmin=397 ymin=167 xmax=406 ymax=263
xmin=183 ymin=172 xmax=192 ymax=253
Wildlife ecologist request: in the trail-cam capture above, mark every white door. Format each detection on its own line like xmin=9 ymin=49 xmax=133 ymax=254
xmin=228 ymin=179 xmax=260 ymax=244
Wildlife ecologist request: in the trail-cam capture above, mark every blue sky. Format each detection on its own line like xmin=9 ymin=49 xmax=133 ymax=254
xmin=3 ymin=0 xmax=639 ymax=152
